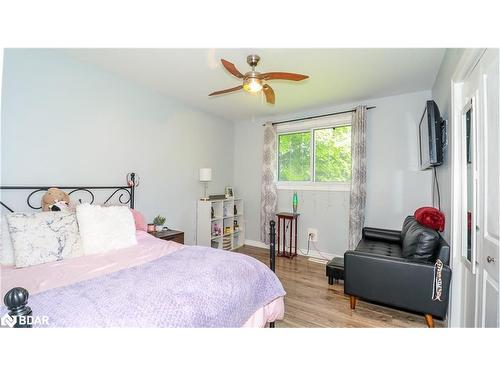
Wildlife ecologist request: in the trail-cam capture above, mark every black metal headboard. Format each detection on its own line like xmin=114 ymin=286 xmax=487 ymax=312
xmin=0 ymin=172 xmax=138 ymax=213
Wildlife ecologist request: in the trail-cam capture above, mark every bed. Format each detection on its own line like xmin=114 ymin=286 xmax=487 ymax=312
xmin=0 ymin=173 xmax=285 ymax=328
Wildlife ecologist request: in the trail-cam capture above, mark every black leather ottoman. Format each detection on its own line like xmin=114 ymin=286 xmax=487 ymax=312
xmin=326 ymin=257 xmax=344 ymax=284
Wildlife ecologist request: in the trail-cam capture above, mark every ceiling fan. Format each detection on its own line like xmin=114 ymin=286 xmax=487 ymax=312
xmin=208 ymin=54 xmax=309 ymax=104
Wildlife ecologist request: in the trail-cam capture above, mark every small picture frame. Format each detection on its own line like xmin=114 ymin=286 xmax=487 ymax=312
xmin=225 ymin=186 xmax=234 ymax=198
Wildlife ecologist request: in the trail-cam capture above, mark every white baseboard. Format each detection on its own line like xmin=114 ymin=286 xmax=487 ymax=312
xmin=244 ymin=239 xmax=267 ymax=249
xmin=244 ymin=240 xmax=343 ymax=261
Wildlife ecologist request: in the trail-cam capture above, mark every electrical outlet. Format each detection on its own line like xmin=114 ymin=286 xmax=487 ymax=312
xmin=307 ymin=228 xmax=318 ymax=242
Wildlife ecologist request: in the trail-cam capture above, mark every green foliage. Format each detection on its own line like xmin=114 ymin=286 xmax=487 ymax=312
xmin=278 ymin=126 xmax=351 ymax=183
xmin=278 ymin=131 xmax=311 ymax=181
xmin=314 ymin=126 xmax=351 ymax=182
xmin=153 ymin=215 xmax=166 ymax=225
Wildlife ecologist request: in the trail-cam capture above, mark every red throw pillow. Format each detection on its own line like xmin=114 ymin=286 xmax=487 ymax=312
xmin=414 ymin=207 xmax=445 ymax=232
xmin=129 ymin=208 xmax=147 ymax=231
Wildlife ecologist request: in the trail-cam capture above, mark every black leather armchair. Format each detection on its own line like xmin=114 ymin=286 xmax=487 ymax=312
xmin=344 ymin=216 xmax=451 ymax=327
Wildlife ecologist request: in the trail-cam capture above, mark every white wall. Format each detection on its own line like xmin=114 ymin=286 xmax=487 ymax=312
xmin=1 ymin=50 xmax=438 ymax=256
xmin=431 ymin=49 xmax=465 ymax=242
xmin=234 ymin=91 xmax=433 ymax=257
xmin=1 ymin=49 xmax=234 ymax=245
xmin=0 ymin=49 xmax=3 ymax=207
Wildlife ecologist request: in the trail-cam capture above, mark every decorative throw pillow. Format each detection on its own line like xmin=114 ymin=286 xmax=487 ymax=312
xmin=414 ymin=207 xmax=445 ymax=232
xmin=400 ymin=216 xmax=414 ymax=243
xmin=401 ymin=217 xmax=440 ymax=261
xmin=1 ymin=215 xmax=15 ymax=265
xmin=76 ymin=203 xmax=137 ymax=255
xmin=7 ymin=212 xmax=83 ymax=268
xmin=130 ymin=208 xmax=147 ymax=231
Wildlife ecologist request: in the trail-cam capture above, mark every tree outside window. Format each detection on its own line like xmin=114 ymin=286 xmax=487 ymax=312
xmin=278 ymin=125 xmax=351 ymax=183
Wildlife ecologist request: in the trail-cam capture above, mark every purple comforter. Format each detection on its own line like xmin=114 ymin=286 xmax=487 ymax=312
xmin=11 ymin=246 xmax=285 ymax=328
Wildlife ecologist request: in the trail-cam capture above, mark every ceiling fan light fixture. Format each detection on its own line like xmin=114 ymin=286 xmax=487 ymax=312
xmin=243 ymin=77 xmax=263 ymax=93
xmin=209 ymin=55 xmax=309 ymax=104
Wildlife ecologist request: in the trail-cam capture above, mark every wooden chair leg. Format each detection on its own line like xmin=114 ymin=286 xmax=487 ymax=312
xmin=349 ymin=296 xmax=357 ymax=310
xmin=424 ymin=314 xmax=434 ymax=328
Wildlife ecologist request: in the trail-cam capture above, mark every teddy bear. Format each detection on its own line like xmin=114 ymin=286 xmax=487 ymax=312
xmin=41 ymin=188 xmax=71 ymax=212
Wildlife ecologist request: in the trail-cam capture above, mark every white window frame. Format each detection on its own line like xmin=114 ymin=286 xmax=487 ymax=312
xmin=276 ymin=113 xmax=352 ymax=192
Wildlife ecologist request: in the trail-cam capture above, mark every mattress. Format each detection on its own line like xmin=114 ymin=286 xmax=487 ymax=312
xmin=0 ymin=231 xmax=284 ymax=327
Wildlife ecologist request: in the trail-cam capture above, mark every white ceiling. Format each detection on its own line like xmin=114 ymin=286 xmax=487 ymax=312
xmin=64 ymin=48 xmax=445 ymax=122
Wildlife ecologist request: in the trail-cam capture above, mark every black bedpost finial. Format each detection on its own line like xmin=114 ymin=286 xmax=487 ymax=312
xmin=269 ymin=220 xmax=276 ymax=273
xmin=4 ymin=287 xmax=32 ymax=328
xmin=129 ymin=172 xmax=136 ymax=209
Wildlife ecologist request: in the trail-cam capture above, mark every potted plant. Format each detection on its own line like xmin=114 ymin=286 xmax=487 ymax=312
xmin=153 ymin=215 xmax=166 ymax=232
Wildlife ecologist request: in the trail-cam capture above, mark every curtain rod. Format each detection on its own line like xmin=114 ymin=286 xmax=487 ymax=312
xmin=264 ymin=106 xmax=376 ymax=126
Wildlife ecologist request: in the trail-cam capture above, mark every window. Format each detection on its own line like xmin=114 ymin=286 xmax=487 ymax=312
xmin=277 ymin=118 xmax=351 ymax=190
xmin=314 ymin=126 xmax=351 ymax=182
xmin=278 ymin=131 xmax=311 ymax=181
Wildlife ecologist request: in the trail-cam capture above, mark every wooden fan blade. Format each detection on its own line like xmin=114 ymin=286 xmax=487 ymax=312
xmin=221 ymin=59 xmax=244 ymax=78
xmin=208 ymin=85 xmax=243 ymax=96
xmin=261 ymin=72 xmax=309 ymax=81
xmin=263 ymin=84 xmax=275 ymax=104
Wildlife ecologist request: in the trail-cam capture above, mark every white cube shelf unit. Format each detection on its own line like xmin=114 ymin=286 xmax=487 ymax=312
xmin=196 ymin=198 xmax=245 ymax=250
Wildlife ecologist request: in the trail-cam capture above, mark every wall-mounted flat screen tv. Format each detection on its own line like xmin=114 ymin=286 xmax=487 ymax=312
xmin=419 ymin=100 xmax=444 ymax=170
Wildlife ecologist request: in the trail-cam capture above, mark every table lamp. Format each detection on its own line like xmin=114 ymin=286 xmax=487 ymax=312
xmin=199 ymin=168 xmax=212 ymax=201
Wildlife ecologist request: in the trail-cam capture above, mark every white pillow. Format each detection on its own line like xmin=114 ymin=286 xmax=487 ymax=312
xmin=1 ymin=215 xmax=15 ymax=265
xmin=76 ymin=203 xmax=137 ymax=255
xmin=7 ymin=211 xmax=83 ymax=268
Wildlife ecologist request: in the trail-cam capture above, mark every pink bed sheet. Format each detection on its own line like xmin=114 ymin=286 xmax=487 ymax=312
xmin=0 ymin=231 xmax=284 ymax=327
xmin=242 ymin=297 xmax=284 ymax=328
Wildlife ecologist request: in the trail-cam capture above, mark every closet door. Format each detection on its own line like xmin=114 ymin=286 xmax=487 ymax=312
xmin=476 ymin=49 xmax=499 ymax=328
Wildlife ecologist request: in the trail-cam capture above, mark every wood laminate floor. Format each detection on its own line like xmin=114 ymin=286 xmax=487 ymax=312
xmin=236 ymin=245 xmax=445 ymax=328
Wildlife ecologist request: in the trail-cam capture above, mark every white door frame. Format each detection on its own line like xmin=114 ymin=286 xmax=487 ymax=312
xmin=449 ymin=49 xmax=486 ymax=327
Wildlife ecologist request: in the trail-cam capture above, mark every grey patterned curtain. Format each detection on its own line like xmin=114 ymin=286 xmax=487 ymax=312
xmin=260 ymin=122 xmax=278 ymax=244
xmin=348 ymin=106 xmax=367 ymax=250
